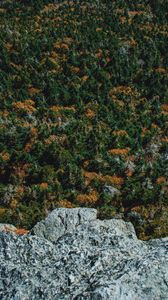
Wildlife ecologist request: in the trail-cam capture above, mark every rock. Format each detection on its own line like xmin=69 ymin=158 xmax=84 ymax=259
xmin=0 ymin=223 xmax=17 ymax=232
xmin=124 ymin=160 xmax=135 ymax=173
xmin=142 ymin=177 xmax=154 ymax=190
xmin=127 ymin=211 xmax=146 ymax=225
xmin=162 ymin=152 xmax=168 ymax=161
xmin=137 ymin=59 xmax=145 ymax=67
xmin=103 ymin=185 xmax=121 ymax=197
xmin=0 ymin=208 xmax=168 ymax=300
xmin=31 ymin=207 xmax=97 ymax=242
xmin=113 ymin=213 xmax=124 ymax=219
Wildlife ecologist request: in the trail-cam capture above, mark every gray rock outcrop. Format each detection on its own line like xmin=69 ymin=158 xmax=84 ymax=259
xmin=31 ymin=208 xmax=97 ymax=242
xmin=0 ymin=223 xmax=17 ymax=232
xmin=0 ymin=208 xmax=168 ymax=300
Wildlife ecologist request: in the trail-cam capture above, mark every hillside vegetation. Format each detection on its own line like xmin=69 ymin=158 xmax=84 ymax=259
xmin=0 ymin=0 xmax=168 ymax=239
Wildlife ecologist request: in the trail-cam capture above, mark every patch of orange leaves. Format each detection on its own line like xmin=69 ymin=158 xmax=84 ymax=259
xmin=0 ymin=151 xmax=10 ymax=161
xmin=109 ymin=86 xmax=139 ymax=97
xmin=154 ymin=67 xmax=167 ymax=74
xmin=3 ymin=226 xmax=29 ymax=235
xmin=161 ymin=104 xmax=168 ymax=111
xmin=112 ymin=130 xmax=128 ymax=136
xmin=156 ymin=177 xmax=167 ymax=184
xmin=39 ymin=182 xmax=48 ymax=189
xmin=83 ymin=171 xmax=124 ymax=186
xmin=13 ymin=100 xmax=36 ymax=114
xmin=76 ymin=190 xmax=99 ymax=204
xmin=58 ymin=200 xmax=75 ymax=208
xmin=85 ymin=108 xmax=96 ymax=119
xmin=161 ymin=137 xmax=168 ymax=143
xmin=28 ymin=86 xmax=41 ymax=95
xmin=50 ymin=105 xmax=76 ymax=112
xmin=108 ymin=148 xmax=130 ymax=156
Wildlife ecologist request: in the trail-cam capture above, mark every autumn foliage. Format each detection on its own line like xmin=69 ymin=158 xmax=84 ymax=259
xmin=0 ymin=0 xmax=167 ymax=239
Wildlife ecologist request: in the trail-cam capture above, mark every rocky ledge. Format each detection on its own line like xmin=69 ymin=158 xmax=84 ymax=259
xmin=0 ymin=208 xmax=168 ymax=299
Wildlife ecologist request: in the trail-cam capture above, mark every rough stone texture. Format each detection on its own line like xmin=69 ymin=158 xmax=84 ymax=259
xmin=31 ymin=208 xmax=97 ymax=242
xmin=0 ymin=208 xmax=168 ymax=300
xmin=103 ymin=185 xmax=121 ymax=197
xmin=126 ymin=211 xmax=146 ymax=225
xmin=0 ymin=223 xmax=17 ymax=232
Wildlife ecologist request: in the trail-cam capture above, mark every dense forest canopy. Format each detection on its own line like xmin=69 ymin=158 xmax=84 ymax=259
xmin=0 ymin=0 xmax=168 ymax=239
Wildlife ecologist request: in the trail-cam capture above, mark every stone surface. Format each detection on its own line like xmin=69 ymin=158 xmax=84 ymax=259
xmin=31 ymin=207 xmax=97 ymax=242
xmin=103 ymin=185 xmax=121 ymax=197
xmin=0 ymin=208 xmax=168 ymax=300
xmin=0 ymin=223 xmax=17 ymax=232
xmin=126 ymin=211 xmax=146 ymax=225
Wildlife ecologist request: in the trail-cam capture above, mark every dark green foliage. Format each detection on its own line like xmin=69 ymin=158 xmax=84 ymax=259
xmin=0 ymin=0 xmax=167 ymax=239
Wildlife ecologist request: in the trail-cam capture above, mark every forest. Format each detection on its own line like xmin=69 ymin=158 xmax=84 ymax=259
xmin=0 ymin=0 xmax=167 ymax=239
